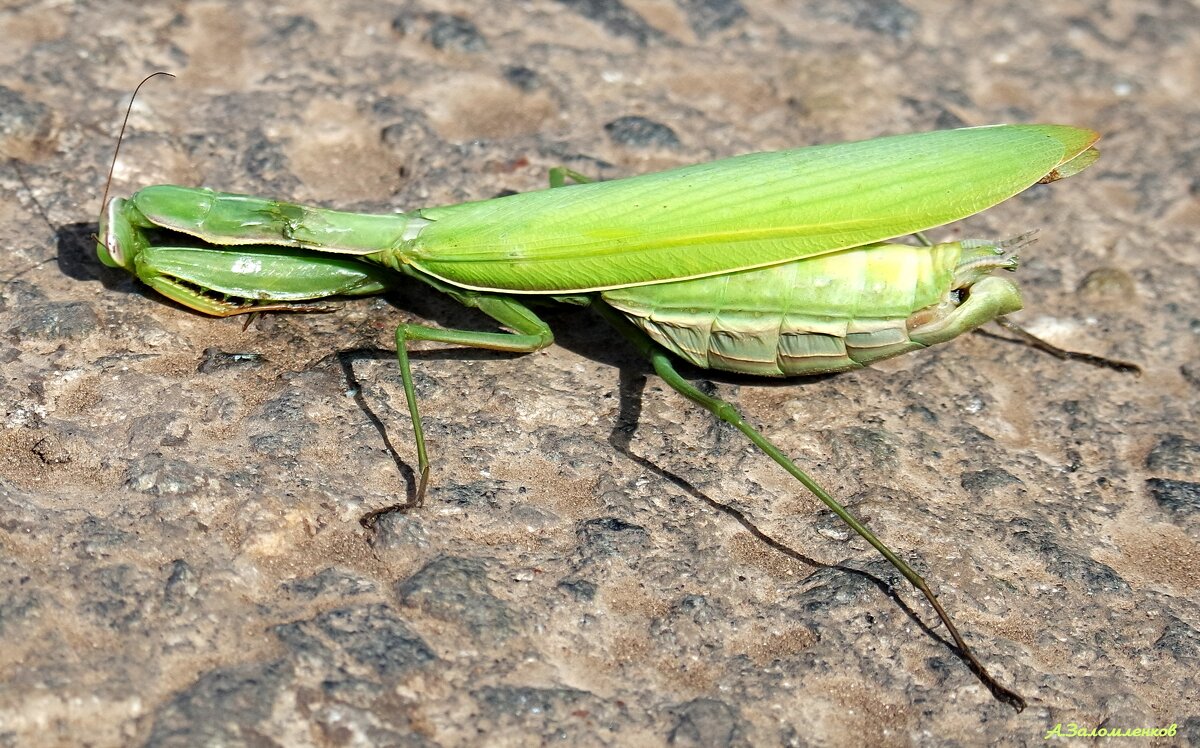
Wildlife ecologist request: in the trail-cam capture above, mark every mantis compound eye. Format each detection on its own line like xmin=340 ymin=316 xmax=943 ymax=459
xmin=97 ymin=198 xmax=126 ymax=268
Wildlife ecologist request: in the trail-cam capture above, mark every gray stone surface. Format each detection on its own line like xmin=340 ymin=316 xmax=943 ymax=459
xmin=1 ymin=0 xmax=1197 ymax=745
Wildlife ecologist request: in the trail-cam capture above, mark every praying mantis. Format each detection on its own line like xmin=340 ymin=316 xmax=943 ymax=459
xmin=97 ymin=93 xmax=1108 ymax=710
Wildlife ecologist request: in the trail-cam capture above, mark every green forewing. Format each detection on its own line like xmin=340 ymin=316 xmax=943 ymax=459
xmin=407 ymin=125 xmax=1097 ymax=293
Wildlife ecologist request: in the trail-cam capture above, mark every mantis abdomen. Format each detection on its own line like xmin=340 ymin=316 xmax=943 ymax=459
xmin=602 ymin=240 xmax=1025 ymax=376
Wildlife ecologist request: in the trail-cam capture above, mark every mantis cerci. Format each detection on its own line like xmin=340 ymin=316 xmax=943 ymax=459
xmin=96 ymin=80 xmax=1117 ymax=710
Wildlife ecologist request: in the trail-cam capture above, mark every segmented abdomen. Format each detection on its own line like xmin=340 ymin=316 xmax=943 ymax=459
xmin=601 ymin=242 xmax=960 ymax=377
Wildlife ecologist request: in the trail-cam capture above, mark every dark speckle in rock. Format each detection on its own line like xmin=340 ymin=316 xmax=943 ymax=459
xmin=1145 ymin=434 xmax=1200 ymax=475
xmin=283 ymin=567 xmax=377 ymax=599
xmin=554 ymin=0 xmax=664 ymax=45
xmin=273 ymin=604 xmax=436 ymax=679
xmin=556 ymin=578 xmax=597 ymax=601
xmin=576 ymin=516 xmax=650 ymax=557
xmin=604 ymin=115 xmax=680 ymax=148
xmin=146 ymin=660 xmax=293 ymax=745
xmin=669 ymin=697 xmax=748 ymax=748
xmin=196 ymin=348 xmax=264 ymax=373
xmin=0 ymin=85 xmax=55 ymax=157
xmin=124 ymin=455 xmax=215 ymax=497
xmin=503 ymin=65 xmax=541 ymax=91
xmin=10 ymin=301 xmax=98 ymax=340
xmin=677 ymin=0 xmax=747 ymax=38
xmin=424 ymin=13 xmax=487 ymax=52
xmin=1147 ymin=478 xmax=1200 ymax=519
xmin=961 ymin=468 xmax=1023 ymax=494
xmin=395 ymin=556 xmax=521 ymax=643
xmin=809 ymin=0 xmax=919 ymax=38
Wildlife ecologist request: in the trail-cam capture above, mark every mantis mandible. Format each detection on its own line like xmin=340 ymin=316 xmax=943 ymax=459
xmin=97 ymin=82 xmax=1107 ymax=709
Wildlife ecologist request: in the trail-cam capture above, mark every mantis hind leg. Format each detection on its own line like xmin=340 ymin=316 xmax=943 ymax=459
xmin=992 ymin=317 xmax=1140 ymax=373
xmin=591 ymin=300 xmax=1027 ymax=711
xmin=394 ymin=272 xmax=553 ymax=502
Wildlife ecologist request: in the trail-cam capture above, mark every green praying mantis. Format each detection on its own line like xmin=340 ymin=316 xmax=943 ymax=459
xmin=97 ymin=82 xmax=1114 ymax=710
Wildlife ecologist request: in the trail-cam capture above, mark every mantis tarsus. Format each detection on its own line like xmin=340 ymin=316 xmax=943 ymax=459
xmin=97 ymin=80 xmax=1125 ymax=709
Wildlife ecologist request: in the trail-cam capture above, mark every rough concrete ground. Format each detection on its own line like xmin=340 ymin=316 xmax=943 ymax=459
xmin=1 ymin=0 xmax=1197 ymax=745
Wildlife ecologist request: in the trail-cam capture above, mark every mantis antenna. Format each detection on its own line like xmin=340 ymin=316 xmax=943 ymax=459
xmin=100 ymin=71 xmax=175 ymax=214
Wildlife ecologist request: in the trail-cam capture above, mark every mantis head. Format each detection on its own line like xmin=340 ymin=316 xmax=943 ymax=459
xmin=96 ymin=197 xmax=143 ymax=272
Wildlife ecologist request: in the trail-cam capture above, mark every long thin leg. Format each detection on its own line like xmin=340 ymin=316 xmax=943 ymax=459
xmin=994 ymin=317 xmax=1141 ymax=374
xmin=394 ymin=271 xmax=554 ymax=501
xmin=592 ymin=300 xmax=1027 ymax=711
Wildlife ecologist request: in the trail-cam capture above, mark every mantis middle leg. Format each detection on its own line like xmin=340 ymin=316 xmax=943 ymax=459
xmin=394 ymin=270 xmax=554 ymax=500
